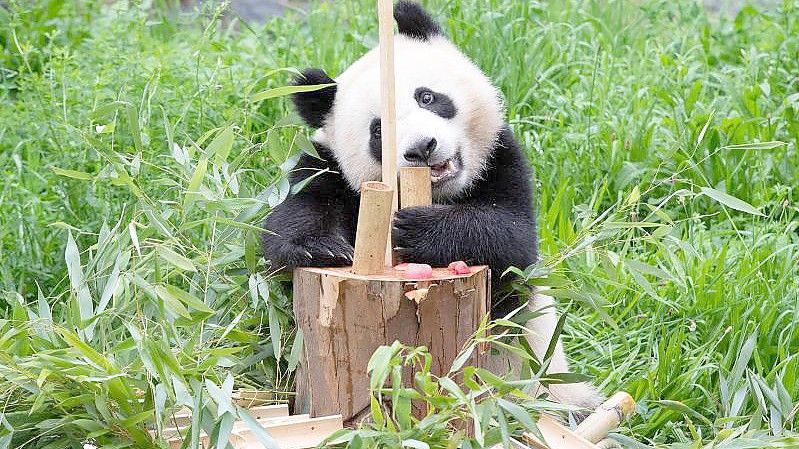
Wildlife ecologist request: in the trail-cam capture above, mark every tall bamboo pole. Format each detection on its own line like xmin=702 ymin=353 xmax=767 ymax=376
xmin=377 ymin=0 xmax=398 ymax=266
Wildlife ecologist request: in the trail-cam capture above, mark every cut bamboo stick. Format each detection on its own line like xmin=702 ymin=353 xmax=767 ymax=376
xmin=522 ymin=391 xmax=636 ymax=449
xmin=352 ymin=181 xmax=394 ymax=274
xmin=378 ymin=0 xmax=398 ymax=266
xmin=575 ymin=391 xmax=636 ymax=443
xmin=400 ymin=167 xmax=432 ymax=208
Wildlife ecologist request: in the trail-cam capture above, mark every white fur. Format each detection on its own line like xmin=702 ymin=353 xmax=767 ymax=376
xmin=485 ymin=294 xmax=604 ymax=411
xmin=315 ymin=34 xmax=504 ymax=200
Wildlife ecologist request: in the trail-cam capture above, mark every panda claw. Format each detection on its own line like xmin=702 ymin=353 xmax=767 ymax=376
xmin=327 ymin=249 xmax=335 ymax=257
xmin=304 ymin=250 xmax=313 ymax=259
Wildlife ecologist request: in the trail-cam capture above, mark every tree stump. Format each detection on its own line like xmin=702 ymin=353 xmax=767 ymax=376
xmin=293 ymin=265 xmax=491 ymax=421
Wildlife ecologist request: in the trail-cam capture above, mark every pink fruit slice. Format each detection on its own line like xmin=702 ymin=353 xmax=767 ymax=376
xmin=448 ymin=261 xmax=470 ymax=275
xmin=404 ymin=263 xmax=433 ymax=279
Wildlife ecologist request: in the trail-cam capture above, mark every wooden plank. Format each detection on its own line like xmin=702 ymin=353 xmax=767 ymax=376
xmin=241 ymin=415 xmax=343 ymax=449
xmin=162 ymin=414 xmax=343 ymax=449
xmin=164 ymin=404 xmax=289 ymax=429
xmin=523 ymin=415 xmax=597 ymax=449
xmin=161 ymin=412 xmax=307 ymax=440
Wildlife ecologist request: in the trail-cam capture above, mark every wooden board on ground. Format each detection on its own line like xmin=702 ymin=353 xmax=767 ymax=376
xmin=165 ymin=404 xmax=289 ymax=429
xmin=160 ymin=408 xmax=343 ymax=449
xmin=523 ymin=415 xmax=598 ymax=449
xmin=293 ymin=265 xmax=490 ymax=421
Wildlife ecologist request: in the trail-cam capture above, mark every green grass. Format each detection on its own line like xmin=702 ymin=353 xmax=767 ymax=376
xmin=0 ymin=0 xmax=797 ymax=448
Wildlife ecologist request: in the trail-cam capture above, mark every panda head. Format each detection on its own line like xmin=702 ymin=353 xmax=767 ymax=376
xmin=291 ymin=1 xmax=504 ymax=200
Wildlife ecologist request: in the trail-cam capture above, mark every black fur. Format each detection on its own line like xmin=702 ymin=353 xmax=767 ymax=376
xmin=261 ymin=144 xmax=358 ymax=269
xmin=291 ymin=69 xmax=337 ymax=128
xmin=262 ymin=127 xmax=538 ymax=318
xmin=369 ymin=118 xmax=382 ymax=162
xmin=394 ymin=1 xmax=442 ymax=41
xmin=415 ymin=87 xmax=457 ymax=119
xmin=393 ymin=127 xmax=537 ymax=317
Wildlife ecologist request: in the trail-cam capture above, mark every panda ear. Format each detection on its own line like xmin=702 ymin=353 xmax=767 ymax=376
xmin=291 ymin=68 xmax=337 ymax=128
xmin=394 ymin=1 xmax=442 ymax=41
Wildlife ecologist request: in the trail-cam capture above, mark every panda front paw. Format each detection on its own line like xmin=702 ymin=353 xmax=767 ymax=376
xmin=265 ymin=234 xmax=354 ymax=270
xmin=392 ymin=205 xmax=450 ymax=264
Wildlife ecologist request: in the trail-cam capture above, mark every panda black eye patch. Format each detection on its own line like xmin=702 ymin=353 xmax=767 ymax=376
xmin=369 ymin=118 xmax=382 ymax=162
xmin=370 ymin=118 xmax=382 ymax=138
xmin=414 ymin=87 xmax=456 ymax=119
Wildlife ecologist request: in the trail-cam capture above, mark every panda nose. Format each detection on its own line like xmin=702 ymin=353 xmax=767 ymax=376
xmin=403 ymin=138 xmax=437 ymax=163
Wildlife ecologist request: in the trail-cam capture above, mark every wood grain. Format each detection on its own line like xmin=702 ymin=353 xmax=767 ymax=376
xmin=399 ymin=167 xmax=432 ymax=208
xmin=352 ymin=181 xmax=394 ymax=275
xmin=378 ymin=0 xmax=399 ymax=265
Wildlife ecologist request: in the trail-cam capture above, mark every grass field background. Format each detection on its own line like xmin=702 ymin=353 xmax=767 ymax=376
xmin=0 ymin=0 xmax=797 ymax=447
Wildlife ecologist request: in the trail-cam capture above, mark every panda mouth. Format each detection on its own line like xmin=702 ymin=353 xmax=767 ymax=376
xmin=429 ymin=158 xmax=461 ymax=183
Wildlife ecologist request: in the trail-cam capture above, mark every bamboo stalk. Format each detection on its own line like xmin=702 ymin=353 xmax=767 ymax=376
xmin=520 ymin=391 xmax=636 ymax=449
xmin=574 ymin=391 xmax=636 ymax=443
xmin=352 ymin=181 xmax=394 ymax=274
xmin=378 ymin=0 xmax=398 ymax=266
xmin=399 ymin=167 xmax=432 ymax=208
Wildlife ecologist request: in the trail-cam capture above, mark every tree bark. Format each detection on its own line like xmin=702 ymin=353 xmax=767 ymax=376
xmin=293 ymin=266 xmax=490 ymax=421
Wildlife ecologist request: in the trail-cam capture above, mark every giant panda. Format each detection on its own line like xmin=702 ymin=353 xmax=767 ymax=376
xmin=262 ymin=1 xmax=604 ymax=414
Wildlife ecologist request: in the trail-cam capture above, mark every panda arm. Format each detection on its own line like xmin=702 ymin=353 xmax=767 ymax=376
xmin=392 ymin=202 xmax=536 ymax=271
xmin=261 ymin=150 xmax=358 ymax=270
xmin=393 ymin=127 xmax=538 ymax=273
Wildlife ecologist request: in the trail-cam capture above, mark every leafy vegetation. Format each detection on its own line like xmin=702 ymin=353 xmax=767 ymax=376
xmin=0 ymin=0 xmax=797 ymax=448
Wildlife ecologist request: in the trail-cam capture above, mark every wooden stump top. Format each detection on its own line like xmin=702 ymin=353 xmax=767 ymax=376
xmin=298 ymin=265 xmax=488 ymax=282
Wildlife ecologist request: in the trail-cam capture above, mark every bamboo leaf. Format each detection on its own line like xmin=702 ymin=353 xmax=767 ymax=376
xmin=157 ymin=246 xmax=197 ymax=272
xmin=251 ymin=83 xmax=335 ymax=103
xmin=89 ymin=100 xmax=129 ymax=120
xmin=439 ymin=377 xmax=467 ymax=403
xmin=239 ymin=408 xmax=281 ymax=449
xmin=723 ymin=141 xmax=786 ymax=151
xmin=497 ymin=398 xmax=536 ymax=433
xmin=124 ymin=103 xmax=143 ymax=152
xmin=162 ymin=285 xmax=214 ymax=314
xmin=154 ymin=285 xmax=191 ymax=318
xmin=268 ymin=304 xmax=282 ymax=361
xmin=215 ymin=412 xmax=236 ymax=449
xmin=206 ymin=124 xmax=235 ymax=163
xmin=65 ymin=232 xmax=94 ymax=338
xmin=51 ymin=167 xmax=93 ymax=180
xmin=183 ymin=158 xmax=208 ymax=214
xmin=700 ymin=187 xmax=765 ymax=216
xmin=287 ymin=329 xmax=304 ymax=372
